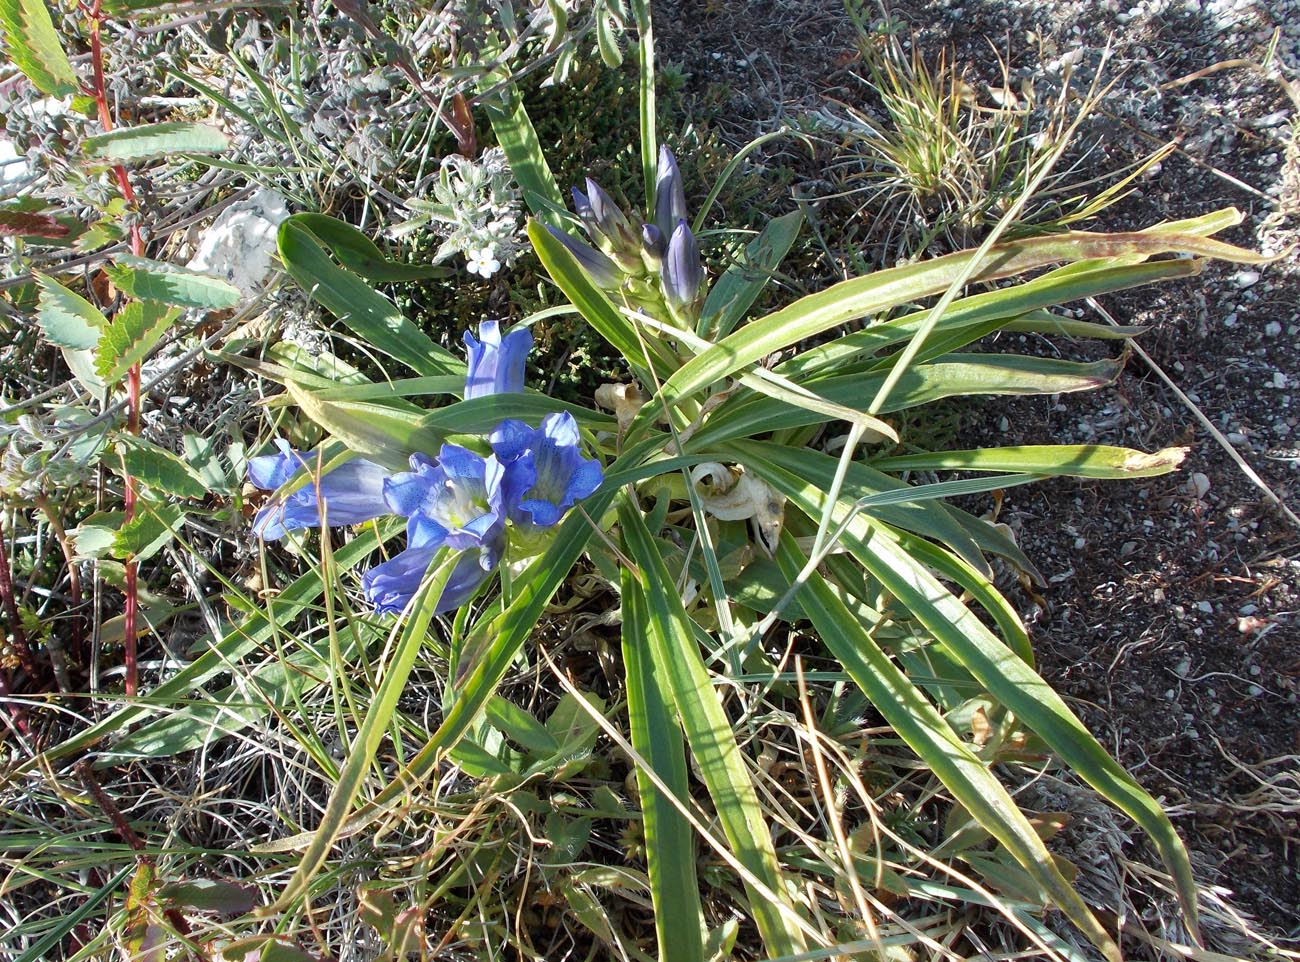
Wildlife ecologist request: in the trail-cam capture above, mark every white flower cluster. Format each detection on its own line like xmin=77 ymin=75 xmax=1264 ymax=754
xmin=395 ymin=147 xmax=523 ymax=278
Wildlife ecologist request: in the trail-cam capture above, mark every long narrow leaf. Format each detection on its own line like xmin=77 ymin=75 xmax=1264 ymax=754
xmin=619 ymin=500 xmax=808 ymax=958
xmin=482 ymin=76 xmax=566 ymax=227
xmin=635 ymin=224 xmax=1266 ymax=437
xmin=751 ymin=451 xmax=1202 ymax=941
xmin=621 ymin=567 xmax=705 ymax=962
xmin=277 ymin=220 xmax=458 ymax=376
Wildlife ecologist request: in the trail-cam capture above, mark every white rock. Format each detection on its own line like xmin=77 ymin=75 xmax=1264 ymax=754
xmin=1188 ymin=472 xmax=1211 ymax=499
xmin=1231 ymin=270 xmax=1261 ymax=289
xmin=186 ymin=189 xmax=290 ymax=299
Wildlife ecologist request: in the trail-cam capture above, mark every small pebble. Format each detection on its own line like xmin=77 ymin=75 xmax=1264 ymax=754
xmin=1232 ymin=270 xmax=1261 ymax=289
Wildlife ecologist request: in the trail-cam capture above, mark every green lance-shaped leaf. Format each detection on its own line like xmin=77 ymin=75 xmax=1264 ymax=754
xmin=266 ymin=549 xmax=460 ymax=914
xmin=113 ymin=436 xmax=208 ymax=499
xmin=618 ymin=499 xmax=809 ymax=958
xmin=34 ymin=272 xmax=107 ymax=349
xmin=633 ymin=220 xmax=1270 ymax=440
xmin=699 ymin=209 xmax=803 ymax=339
xmin=768 ymin=533 xmax=1122 ymax=962
xmin=277 ymin=219 xmax=458 ymax=377
xmin=105 ymin=255 xmax=241 ymax=310
xmin=0 ymin=0 xmax=77 ymax=96
xmin=82 ymin=121 xmax=230 ymax=163
xmin=528 ymin=219 xmax=677 ymax=384
xmin=281 ymin=213 xmax=449 ymax=281
xmin=95 ymin=300 xmax=180 ymax=384
xmin=691 ymin=354 xmax=1124 ymax=449
xmin=750 ymin=449 xmax=1202 ymax=943
xmin=283 ymin=382 xmax=445 ymax=470
xmin=621 ymin=567 xmax=706 ymax=962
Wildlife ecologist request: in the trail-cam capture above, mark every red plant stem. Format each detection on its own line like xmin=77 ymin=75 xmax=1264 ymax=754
xmin=0 ymin=663 xmax=31 ymax=736
xmin=84 ymin=0 xmax=144 ymax=697
xmin=77 ymin=761 xmax=196 ymax=943
xmin=0 ymin=525 xmax=37 ymax=679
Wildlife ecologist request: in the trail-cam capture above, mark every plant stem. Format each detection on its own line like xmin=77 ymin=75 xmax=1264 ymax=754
xmin=84 ymin=0 xmax=145 ymax=698
xmin=0 ymin=519 xmax=37 ymax=680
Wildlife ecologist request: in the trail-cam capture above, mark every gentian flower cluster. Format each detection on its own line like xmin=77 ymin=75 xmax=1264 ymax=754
xmin=548 ymin=146 xmax=708 ymax=323
xmin=249 ymin=321 xmax=603 ymax=616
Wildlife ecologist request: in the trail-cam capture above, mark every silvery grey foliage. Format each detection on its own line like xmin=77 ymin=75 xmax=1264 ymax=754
xmin=395 ymin=148 xmax=523 ymax=276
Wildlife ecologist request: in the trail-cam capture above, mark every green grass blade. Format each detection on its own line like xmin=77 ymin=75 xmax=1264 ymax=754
xmin=769 ymin=534 xmax=1122 ymax=962
xmin=267 ymin=548 xmax=460 ymax=913
xmin=13 ymin=864 xmax=134 ymax=962
xmin=618 ymin=500 xmax=808 ymax=958
xmin=752 ymin=452 xmax=1201 ymax=942
xmin=631 ymin=0 xmax=656 ymax=211
xmin=621 ymin=567 xmax=706 ymax=962
xmin=38 ymin=520 xmax=402 ymax=765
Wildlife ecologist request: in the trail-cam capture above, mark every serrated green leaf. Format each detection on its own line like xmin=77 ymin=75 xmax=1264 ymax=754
xmin=114 ymin=437 xmax=208 ymax=498
xmin=82 ymin=121 xmax=230 ymax=163
xmin=94 ymin=300 xmax=179 ymax=383
xmin=104 ymin=254 xmax=241 ymax=309
xmin=34 ymin=273 xmax=107 ymax=349
xmin=0 ymin=0 xmax=77 ymax=96
xmin=0 ymin=207 xmax=70 ymax=239
xmin=111 ymin=501 xmax=184 ymax=561
xmin=71 ymin=511 xmax=125 ymax=560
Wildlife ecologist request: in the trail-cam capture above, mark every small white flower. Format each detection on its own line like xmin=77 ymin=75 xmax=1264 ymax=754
xmin=465 ymin=246 xmax=501 ymax=277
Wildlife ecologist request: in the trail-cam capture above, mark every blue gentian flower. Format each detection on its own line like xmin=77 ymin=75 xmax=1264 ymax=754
xmin=250 ymin=321 xmax=603 ymax=620
xmin=662 ymin=218 xmax=704 ymax=315
xmin=249 ymin=441 xmax=392 ymax=540
xmin=464 ymin=320 xmax=533 ymax=399
xmin=382 ymin=445 xmax=506 ymax=561
xmin=654 ymin=145 xmax=687 ymax=238
xmin=362 ymin=529 xmax=505 ymax=616
xmin=546 ymin=225 xmax=624 ymax=290
xmin=491 ymin=412 xmax=604 ymax=530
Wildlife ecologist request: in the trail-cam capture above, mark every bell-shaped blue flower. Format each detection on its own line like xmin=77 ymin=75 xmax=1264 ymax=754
xmin=546 ymin=225 xmax=623 ymax=290
xmin=661 ymin=218 xmax=704 ymax=314
xmin=249 ymin=441 xmax=392 ymax=540
xmin=382 ymin=445 xmax=506 ymax=561
xmin=362 ymin=529 xmax=504 ymax=616
xmin=492 ymin=412 xmax=604 ymax=530
xmin=654 ymin=145 xmax=687 ymax=238
xmin=464 ymin=320 xmax=533 ymax=399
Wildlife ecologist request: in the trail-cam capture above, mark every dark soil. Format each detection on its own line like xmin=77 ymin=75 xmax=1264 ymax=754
xmin=656 ymin=0 xmax=1299 ymax=943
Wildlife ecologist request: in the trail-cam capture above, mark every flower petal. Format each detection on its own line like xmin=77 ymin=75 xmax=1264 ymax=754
xmin=464 ymin=320 xmax=533 ymax=399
